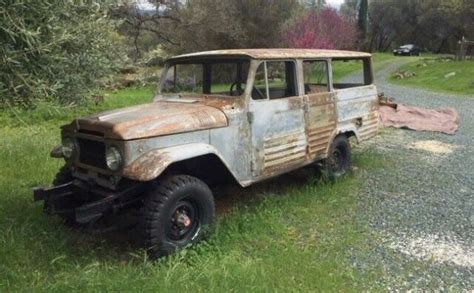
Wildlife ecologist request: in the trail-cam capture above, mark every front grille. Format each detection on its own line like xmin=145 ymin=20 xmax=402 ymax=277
xmin=78 ymin=129 xmax=104 ymax=137
xmin=77 ymin=138 xmax=106 ymax=169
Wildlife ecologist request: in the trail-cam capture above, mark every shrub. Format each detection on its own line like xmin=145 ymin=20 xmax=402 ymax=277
xmin=0 ymin=0 xmax=127 ymax=107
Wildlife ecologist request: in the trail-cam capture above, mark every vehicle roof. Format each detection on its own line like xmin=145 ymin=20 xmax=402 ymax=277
xmin=169 ymin=49 xmax=372 ymax=61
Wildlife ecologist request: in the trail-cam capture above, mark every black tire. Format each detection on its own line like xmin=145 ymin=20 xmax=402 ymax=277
xmin=44 ymin=166 xmax=79 ymax=226
xmin=140 ymin=175 xmax=215 ymax=258
xmin=326 ymin=135 xmax=352 ymax=177
xmin=52 ymin=165 xmax=73 ymax=186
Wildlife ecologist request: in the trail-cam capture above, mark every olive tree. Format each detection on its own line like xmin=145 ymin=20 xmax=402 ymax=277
xmin=0 ymin=0 xmax=127 ymax=106
xmin=165 ymin=0 xmax=300 ymax=54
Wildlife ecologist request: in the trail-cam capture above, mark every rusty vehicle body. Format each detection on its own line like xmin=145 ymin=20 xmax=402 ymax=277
xmin=34 ymin=49 xmax=379 ymax=257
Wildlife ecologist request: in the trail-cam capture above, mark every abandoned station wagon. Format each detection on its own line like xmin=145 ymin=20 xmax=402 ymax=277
xmin=34 ymin=49 xmax=379 ymax=257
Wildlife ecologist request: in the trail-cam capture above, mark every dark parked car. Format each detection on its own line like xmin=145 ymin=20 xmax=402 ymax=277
xmin=393 ymin=44 xmax=421 ymax=56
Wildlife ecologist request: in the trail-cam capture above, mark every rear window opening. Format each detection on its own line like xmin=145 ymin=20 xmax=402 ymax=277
xmin=332 ymin=58 xmax=372 ymax=89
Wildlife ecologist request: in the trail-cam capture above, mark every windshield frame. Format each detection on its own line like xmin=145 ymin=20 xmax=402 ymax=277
xmin=158 ymin=57 xmax=252 ymax=98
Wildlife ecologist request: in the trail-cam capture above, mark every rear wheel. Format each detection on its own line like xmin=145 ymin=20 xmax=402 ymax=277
xmin=326 ymin=135 xmax=352 ymax=178
xmin=140 ymin=175 xmax=215 ymax=258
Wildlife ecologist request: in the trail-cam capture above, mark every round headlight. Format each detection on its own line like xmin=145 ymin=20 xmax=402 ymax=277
xmin=62 ymin=138 xmax=75 ymax=159
xmin=106 ymin=146 xmax=122 ymax=171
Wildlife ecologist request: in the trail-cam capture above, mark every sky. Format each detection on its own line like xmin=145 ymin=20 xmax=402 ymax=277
xmin=326 ymin=0 xmax=345 ymax=8
xmin=137 ymin=0 xmax=345 ymax=10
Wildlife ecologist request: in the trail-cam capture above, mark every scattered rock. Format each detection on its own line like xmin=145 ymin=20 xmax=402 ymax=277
xmin=394 ymin=73 xmax=403 ymax=80
xmin=393 ymin=70 xmax=416 ymax=80
xmin=444 ymin=72 xmax=456 ymax=78
xmin=441 ymin=58 xmax=453 ymax=62
xmin=378 ymin=92 xmax=395 ymax=103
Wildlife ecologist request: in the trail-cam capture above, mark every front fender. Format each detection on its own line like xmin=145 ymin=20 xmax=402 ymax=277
xmin=122 ymin=143 xmax=231 ymax=182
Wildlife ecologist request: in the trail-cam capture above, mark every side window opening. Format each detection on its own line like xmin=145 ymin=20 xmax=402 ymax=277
xmin=302 ymin=60 xmax=329 ymax=94
xmin=210 ymin=61 xmax=249 ymax=95
xmin=251 ymin=61 xmax=297 ymax=100
xmin=332 ymin=58 xmax=372 ymax=89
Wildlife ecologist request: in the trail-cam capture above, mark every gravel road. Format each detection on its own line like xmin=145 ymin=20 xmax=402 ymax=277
xmin=350 ymin=59 xmax=474 ymax=290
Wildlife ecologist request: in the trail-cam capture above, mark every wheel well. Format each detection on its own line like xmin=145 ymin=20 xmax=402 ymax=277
xmin=338 ymin=131 xmax=357 ymax=143
xmin=161 ymin=154 xmax=238 ymax=187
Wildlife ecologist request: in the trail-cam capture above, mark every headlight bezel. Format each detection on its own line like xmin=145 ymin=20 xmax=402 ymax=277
xmin=106 ymin=145 xmax=123 ymax=171
xmin=61 ymin=137 xmax=76 ymax=159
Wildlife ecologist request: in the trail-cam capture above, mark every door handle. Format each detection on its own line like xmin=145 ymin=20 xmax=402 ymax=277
xmin=247 ymin=111 xmax=254 ymax=124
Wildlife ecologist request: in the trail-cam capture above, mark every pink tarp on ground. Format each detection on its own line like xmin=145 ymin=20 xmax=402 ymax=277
xmin=379 ymin=103 xmax=459 ymax=135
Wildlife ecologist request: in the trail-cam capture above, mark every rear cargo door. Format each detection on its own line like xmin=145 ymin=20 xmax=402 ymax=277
xmin=332 ymin=58 xmax=379 ymax=142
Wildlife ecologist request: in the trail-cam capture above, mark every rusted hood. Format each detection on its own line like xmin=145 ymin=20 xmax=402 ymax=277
xmin=65 ymin=101 xmax=228 ymax=140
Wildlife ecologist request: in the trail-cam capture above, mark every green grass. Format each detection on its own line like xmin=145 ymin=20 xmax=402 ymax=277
xmin=0 ymin=86 xmax=385 ymax=291
xmin=332 ymin=53 xmax=399 ymax=82
xmin=388 ymin=58 xmax=474 ymax=96
xmin=332 ymin=59 xmax=364 ymax=82
xmin=0 ymin=86 xmax=156 ymax=129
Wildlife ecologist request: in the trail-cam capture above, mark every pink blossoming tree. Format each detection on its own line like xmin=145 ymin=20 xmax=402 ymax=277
xmin=283 ymin=7 xmax=358 ymax=50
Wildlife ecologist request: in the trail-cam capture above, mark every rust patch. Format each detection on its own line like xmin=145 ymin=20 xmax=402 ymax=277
xmin=66 ymin=101 xmax=228 ymax=140
xmin=305 ymin=92 xmax=337 ymax=158
xmin=122 ymin=150 xmax=171 ymax=181
xmin=288 ymin=96 xmax=304 ymax=110
xmin=358 ymin=108 xmax=379 ymax=141
xmin=171 ymin=49 xmax=372 ymax=61
xmin=196 ymin=96 xmax=245 ymax=111
xmin=263 ymin=130 xmax=307 ymax=172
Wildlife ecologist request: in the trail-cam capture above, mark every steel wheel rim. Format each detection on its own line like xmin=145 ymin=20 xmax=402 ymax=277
xmin=167 ymin=200 xmax=199 ymax=242
xmin=331 ymin=148 xmax=343 ymax=172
